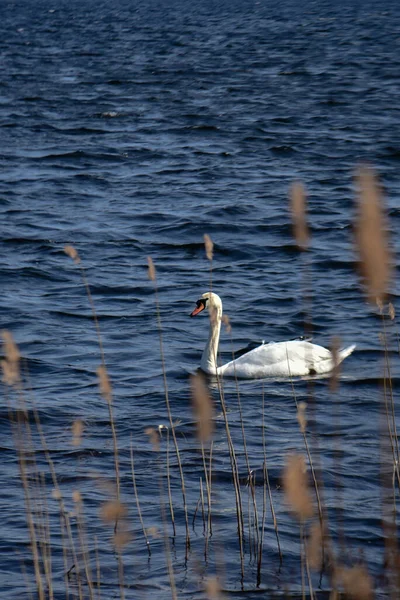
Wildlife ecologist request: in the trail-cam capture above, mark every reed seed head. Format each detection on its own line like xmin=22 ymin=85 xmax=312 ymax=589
xmin=283 ymin=453 xmax=314 ymax=520
xmin=52 ymin=488 xmax=62 ymax=501
xmin=209 ymin=300 xmax=218 ymax=328
xmin=221 ymin=314 xmax=232 ymax=334
xmin=97 ymin=365 xmax=112 ymax=404
xmin=147 ymin=256 xmax=156 ymax=281
xmin=205 ymin=577 xmax=221 ymax=599
xmin=1 ymin=330 xmax=20 ymax=385
xmin=72 ymin=420 xmax=84 ymax=446
xmin=113 ymin=530 xmax=131 ymax=551
xmin=290 ymin=181 xmax=309 ymax=251
xmin=146 ymin=526 xmax=160 ymax=539
xmin=64 ymin=245 xmax=81 ymax=264
xmin=100 ymin=500 xmax=127 ymax=523
xmin=307 ymin=522 xmax=323 ymax=570
xmin=204 ymin=234 xmax=214 ymax=261
xmin=72 ymin=490 xmax=82 ymax=504
xmin=354 ymin=166 xmax=391 ymax=304
xmin=329 ymin=336 xmax=341 ymax=393
xmin=389 ymin=302 xmax=395 ymax=320
xmin=338 ymin=565 xmax=373 ymax=600
xmin=190 ymin=373 xmax=214 ymax=442
xmin=297 ymin=402 xmax=307 ymax=433
xmin=145 ymin=427 xmax=160 ymax=451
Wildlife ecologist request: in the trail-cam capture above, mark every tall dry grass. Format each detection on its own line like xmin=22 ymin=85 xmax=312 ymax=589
xmin=3 ymin=164 xmax=399 ymax=599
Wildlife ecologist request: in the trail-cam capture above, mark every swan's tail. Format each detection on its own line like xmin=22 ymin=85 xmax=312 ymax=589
xmin=338 ymin=344 xmax=356 ymax=363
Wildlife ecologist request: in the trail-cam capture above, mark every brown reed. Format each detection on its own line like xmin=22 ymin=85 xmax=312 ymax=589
xmin=202 ymin=239 xmax=246 ymax=582
xmin=307 ymin=522 xmax=323 ymax=571
xmin=162 ymin=424 xmax=177 ymax=537
xmin=258 ymin=382 xmax=282 ymax=588
xmin=73 ymin=491 xmax=94 ymax=599
xmin=64 ymin=245 xmax=121 ymax=521
xmin=145 ymin=427 xmax=178 ymax=600
xmin=2 ymin=332 xmax=46 ymax=600
xmin=147 ymin=256 xmax=191 ymax=557
xmin=204 ymin=234 xmax=214 ymax=261
xmin=290 ymin=181 xmax=309 ymax=251
xmin=190 ymin=372 xmax=214 ymax=443
xmin=283 ymin=454 xmax=314 ymax=521
xmin=337 ymin=565 xmax=374 ymax=600
xmin=1 ymin=329 xmax=21 ymax=385
xmin=129 ymin=439 xmax=151 ymax=556
xmin=226 ymin=320 xmax=260 ymax=559
xmin=354 ymin=166 xmax=391 ymax=304
xmin=190 ymin=373 xmax=214 ymax=550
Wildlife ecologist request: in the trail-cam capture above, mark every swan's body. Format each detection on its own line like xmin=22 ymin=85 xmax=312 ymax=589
xmin=190 ymin=292 xmax=355 ymax=379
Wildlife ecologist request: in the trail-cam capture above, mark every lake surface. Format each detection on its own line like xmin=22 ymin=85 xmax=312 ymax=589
xmin=1 ymin=0 xmax=400 ymax=597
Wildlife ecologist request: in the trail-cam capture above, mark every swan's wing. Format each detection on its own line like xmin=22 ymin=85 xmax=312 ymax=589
xmin=220 ymin=340 xmax=332 ymax=378
xmin=239 ymin=340 xmax=331 ymax=364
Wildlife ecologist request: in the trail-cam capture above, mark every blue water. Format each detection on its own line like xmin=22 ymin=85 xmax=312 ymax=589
xmin=1 ymin=0 xmax=400 ymax=597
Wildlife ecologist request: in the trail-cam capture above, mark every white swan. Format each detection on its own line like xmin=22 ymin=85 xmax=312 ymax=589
xmin=190 ymin=292 xmax=355 ymax=378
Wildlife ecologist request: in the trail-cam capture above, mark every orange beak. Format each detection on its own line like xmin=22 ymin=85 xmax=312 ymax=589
xmin=190 ymin=303 xmax=205 ymax=317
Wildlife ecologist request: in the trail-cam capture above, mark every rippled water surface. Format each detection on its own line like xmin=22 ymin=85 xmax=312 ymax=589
xmin=1 ymin=0 xmax=400 ymax=597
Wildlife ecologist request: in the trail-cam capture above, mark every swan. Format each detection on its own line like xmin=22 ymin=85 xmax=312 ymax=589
xmin=190 ymin=292 xmax=355 ymax=378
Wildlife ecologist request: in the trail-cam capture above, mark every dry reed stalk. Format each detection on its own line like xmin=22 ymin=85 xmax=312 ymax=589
xmin=354 ymin=167 xmax=391 ymax=305
xmin=39 ymin=472 xmax=54 ymax=599
xmin=225 ymin=319 xmax=260 ymax=559
xmin=163 ymin=425 xmax=176 ymax=538
xmin=129 ymin=440 xmax=151 ymax=556
xmin=287 ymin=363 xmax=324 ymax=529
xmin=64 ymin=246 xmax=121 ymax=521
xmin=73 ymin=491 xmax=94 ymax=600
xmin=18 ymin=554 xmax=35 ymax=600
xmin=258 ymin=382 xmax=282 ymax=587
xmin=36 ymin=422 xmax=82 ymax=598
xmin=300 ymin=520 xmax=315 ymax=600
xmin=147 ymin=256 xmax=190 ymax=557
xmin=379 ymin=334 xmax=400 ymax=594
xmin=290 ymin=182 xmax=309 ymax=252
xmin=199 ymin=476 xmax=206 ymax=535
xmin=201 ymin=238 xmax=245 ymax=582
xmin=23 ymin=362 xmax=73 ymax=600
xmin=93 ymin=535 xmax=101 ymax=600
xmin=145 ymin=428 xmax=178 ymax=600
xmin=208 ymin=439 xmax=214 ymax=539
xmin=328 ymin=338 xmax=347 ymax=557
xmin=190 ymin=373 xmax=213 ymax=549
xmin=114 ymin=531 xmax=129 ymax=600
xmin=2 ymin=333 xmax=46 ymax=600
xmin=213 ymin=378 xmax=245 ymax=583
xmin=100 ymin=500 xmax=128 ymax=600
xmin=192 ymin=496 xmax=201 ymax=530
xmin=379 ymin=322 xmax=400 ymax=479
xmin=156 ymin=424 xmax=176 ymax=537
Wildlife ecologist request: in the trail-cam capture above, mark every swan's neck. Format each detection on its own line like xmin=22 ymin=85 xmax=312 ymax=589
xmin=201 ymin=307 xmax=222 ymax=375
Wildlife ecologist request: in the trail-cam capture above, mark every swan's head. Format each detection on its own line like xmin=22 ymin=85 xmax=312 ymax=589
xmin=190 ymin=292 xmax=222 ymax=318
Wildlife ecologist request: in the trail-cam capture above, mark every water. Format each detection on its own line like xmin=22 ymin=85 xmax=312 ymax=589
xmin=1 ymin=0 xmax=400 ymax=597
